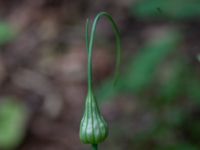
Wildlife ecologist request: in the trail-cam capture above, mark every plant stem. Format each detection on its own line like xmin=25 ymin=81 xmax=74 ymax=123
xmin=86 ymin=12 xmax=121 ymax=91
xmin=92 ymin=144 xmax=98 ymax=150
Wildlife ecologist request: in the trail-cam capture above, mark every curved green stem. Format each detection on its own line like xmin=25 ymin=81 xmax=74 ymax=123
xmin=92 ymin=144 xmax=98 ymax=150
xmin=86 ymin=12 xmax=121 ymax=92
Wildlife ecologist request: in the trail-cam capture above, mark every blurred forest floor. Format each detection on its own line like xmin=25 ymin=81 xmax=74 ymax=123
xmin=0 ymin=0 xmax=200 ymax=150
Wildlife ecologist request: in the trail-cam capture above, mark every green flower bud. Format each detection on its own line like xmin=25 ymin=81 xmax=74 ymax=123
xmin=79 ymin=12 xmax=121 ymax=149
xmin=80 ymin=92 xmax=108 ymax=144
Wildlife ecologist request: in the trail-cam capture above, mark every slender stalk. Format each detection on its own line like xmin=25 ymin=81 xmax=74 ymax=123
xmin=86 ymin=12 xmax=121 ymax=92
xmin=83 ymin=12 xmax=121 ymax=150
xmin=92 ymin=144 xmax=98 ymax=150
xmin=85 ymin=18 xmax=90 ymax=53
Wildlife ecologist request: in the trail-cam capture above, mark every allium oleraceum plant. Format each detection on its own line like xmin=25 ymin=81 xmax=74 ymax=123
xmin=79 ymin=12 xmax=121 ymax=150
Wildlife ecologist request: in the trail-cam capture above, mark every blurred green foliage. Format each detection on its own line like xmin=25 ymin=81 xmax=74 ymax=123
xmin=0 ymin=22 xmax=15 ymax=46
xmin=132 ymin=0 xmax=200 ymax=20
xmin=120 ymin=30 xmax=181 ymax=93
xmin=98 ymin=29 xmax=181 ymax=100
xmin=0 ymin=99 xmax=27 ymax=150
xmin=97 ymin=17 xmax=200 ymax=150
xmin=0 ymin=1 xmax=200 ymax=149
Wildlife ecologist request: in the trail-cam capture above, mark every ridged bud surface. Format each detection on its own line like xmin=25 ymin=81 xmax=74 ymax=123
xmin=79 ymin=92 xmax=108 ymax=144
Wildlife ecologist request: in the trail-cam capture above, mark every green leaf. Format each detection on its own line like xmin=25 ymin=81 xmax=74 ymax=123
xmin=0 ymin=22 xmax=15 ymax=45
xmin=97 ymin=30 xmax=181 ymax=101
xmin=121 ymin=30 xmax=181 ymax=93
xmin=0 ymin=99 xmax=27 ymax=150
xmin=132 ymin=0 xmax=200 ymax=20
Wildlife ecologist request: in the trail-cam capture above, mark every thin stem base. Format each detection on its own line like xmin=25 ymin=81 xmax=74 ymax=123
xmin=92 ymin=144 xmax=98 ymax=150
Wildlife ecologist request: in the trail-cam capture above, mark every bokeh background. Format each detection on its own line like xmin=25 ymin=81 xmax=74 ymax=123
xmin=0 ymin=0 xmax=200 ymax=150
